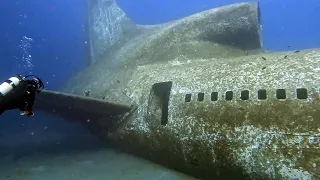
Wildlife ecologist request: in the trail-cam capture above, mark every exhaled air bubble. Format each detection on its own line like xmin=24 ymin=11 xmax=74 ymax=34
xmin=19 ymin=36 xmax=34 ymax=72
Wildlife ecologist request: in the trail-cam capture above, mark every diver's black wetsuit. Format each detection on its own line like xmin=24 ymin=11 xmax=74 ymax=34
xmin=0 ymin=79 xmax=38 ymax=116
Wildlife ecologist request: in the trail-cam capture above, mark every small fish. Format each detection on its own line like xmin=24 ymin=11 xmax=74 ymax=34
xmin=83 ymin=90 xmax=91 ymax=97
xmin=262 ymin=67 xmax=266 ymax=70
xmin=284 ymin=55 xmax=288 ymax=59
xmin=262 ymin=57 xmax=266 ymax=60
xmin=294 ymin=50 xmax=300 ymax=53
xmin=117 ymin=80 xmax=120 ymax=83
xmin=287 ymin=45 xmax=291 ymax=47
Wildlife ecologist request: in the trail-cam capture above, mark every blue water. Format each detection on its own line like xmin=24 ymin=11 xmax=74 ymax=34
xmin=0 ymin=0 xmax=92 ymax=163
xmin=0 ymin=0 xmax=319 ymax=179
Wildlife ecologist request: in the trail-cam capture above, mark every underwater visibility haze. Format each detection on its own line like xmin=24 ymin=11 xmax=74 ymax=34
xmin=0 ymin=0 xmax=320 ymax=179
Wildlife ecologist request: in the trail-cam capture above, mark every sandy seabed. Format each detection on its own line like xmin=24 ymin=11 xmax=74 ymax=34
xmin=0 ymin=122 xmax=196 ymax=180
xmin=0 ymin=148 xmax=196 ymax=180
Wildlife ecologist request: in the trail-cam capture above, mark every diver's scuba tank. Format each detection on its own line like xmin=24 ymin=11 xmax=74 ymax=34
xmin=0 ymin=75 xmax=24 ymax=97
xmin=0 ymin=74 xmax=44 ymax=115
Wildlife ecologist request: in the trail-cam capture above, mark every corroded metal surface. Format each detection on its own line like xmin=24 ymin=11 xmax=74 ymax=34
xmin=41 ymin=1 xmax=320 ymax=179
xmin=75 ymin=49 xmax=320 ymax=179
xmin=87 ymin=0 xmax=140 ymax=64
xmin=85 ymin=1 xmax=261 ymax=66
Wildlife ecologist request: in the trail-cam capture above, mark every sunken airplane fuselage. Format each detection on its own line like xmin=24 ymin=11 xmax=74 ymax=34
xmin=35 ymin=1 xmax=320 ymax=179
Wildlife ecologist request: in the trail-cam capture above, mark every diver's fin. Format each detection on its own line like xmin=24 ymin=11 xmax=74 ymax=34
xmin=20 ymin=111 xmax=34 ymax=117
xmin=34 ymin=90 xmax=133 ymax=124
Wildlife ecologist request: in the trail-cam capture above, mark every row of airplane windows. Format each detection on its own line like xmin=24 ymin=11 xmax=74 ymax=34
xmin=184 ymin=88 xmax=309 ymax=102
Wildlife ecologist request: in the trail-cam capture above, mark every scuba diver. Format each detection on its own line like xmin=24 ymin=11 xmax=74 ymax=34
xmin=0 ymin=74 xmax=44 ymax=117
